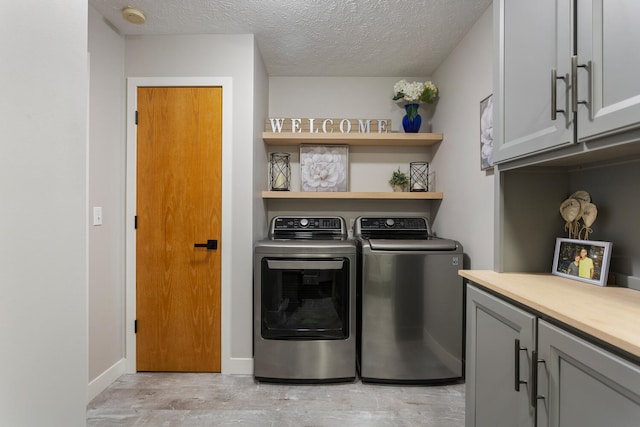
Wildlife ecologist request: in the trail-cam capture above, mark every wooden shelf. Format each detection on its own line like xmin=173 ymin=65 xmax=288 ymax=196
xmin=262 ymin=191 xmax=443 ymax=200
xmin=262 ymin=132 xmax=443 ymax=147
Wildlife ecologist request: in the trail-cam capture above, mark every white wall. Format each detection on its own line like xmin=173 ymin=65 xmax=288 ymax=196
xmin=570 ymin=160 xmax=640 ymax=284
xmin=0 ymin=1 xmax=88 ymax=426
xmin=267 ymin=77 xmax=435 ymax=225
xmin=125 ymin=34 xmax=262 ymax=373
xmin=87 ymin=6 xmax=127 ymax=399
xmin=430 ymin=5 xmax=495 ymax=269
xmin=253 ymin=40 xmax=270 ymax=241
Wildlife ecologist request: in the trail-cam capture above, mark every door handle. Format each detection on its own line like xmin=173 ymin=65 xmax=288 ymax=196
xmin=531 ymin=350 xmax=546 ymax=408
xmin=571 ymin=55 xmax=591 ymax=114
xmin=551 ymin=68 xmax=566 ymax=120
xmin=194 ymin=239 xmax=218 ymax=250
xmin=514 ymin=339 xmax=528 ymax=391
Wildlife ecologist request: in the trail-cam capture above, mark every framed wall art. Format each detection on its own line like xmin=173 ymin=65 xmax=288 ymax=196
xmin=300 ymin=144 xmax=349 ymax=192
xmin=552 ymin=238 xmax=613 ymax=286
xmin=480 ymin=94 xmax=494 ymax=170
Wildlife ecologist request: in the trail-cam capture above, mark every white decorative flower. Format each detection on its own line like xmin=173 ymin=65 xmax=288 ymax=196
xmin=393 ymin=80 xmax=438 ymax=104
xmin=300 ymin=146 xmax=347 ymax=192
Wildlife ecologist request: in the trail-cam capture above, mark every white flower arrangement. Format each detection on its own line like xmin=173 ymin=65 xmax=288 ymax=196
xmin=392 ymin=80 xmax=438 ymax=104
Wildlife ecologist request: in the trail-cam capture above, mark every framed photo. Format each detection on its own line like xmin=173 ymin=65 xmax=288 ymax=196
xmin=480 ymin=94 xmax=494 ymax=171
xmin=300 ymin=144 xmax=349 ymax=192
xmin=552 ymin=238 xmax=613 ymax=286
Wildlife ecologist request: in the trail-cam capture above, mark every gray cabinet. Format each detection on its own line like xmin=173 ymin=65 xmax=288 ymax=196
xmin=466 ymin=285 xmax=536 ymax=427
xmin=576 ymin=1 xmax=640 ymax=143
xmin=493 ymin=0 xmax=573 ymax=163
xmin=494 ymin=0 xmax=640 ymax=165
xmin=536 ymin=320 xmax=640 ymax=427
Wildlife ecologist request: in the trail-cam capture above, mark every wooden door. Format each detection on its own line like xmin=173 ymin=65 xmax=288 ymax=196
xmin=136 ymin=87 xmax=222 ymax=372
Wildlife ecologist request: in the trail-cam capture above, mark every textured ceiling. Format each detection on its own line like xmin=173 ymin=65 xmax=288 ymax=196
xmin=89 ymin=0 xmax=492 ymax=76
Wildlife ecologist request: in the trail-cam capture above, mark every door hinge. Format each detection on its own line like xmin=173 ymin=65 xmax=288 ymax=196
xmin=134 ymin=319 xmax=137 ymax=334
xmin=135 ymin=110 xmax=138 ymax=125
xmin=134 ymin=215 xmax=138 ymax=229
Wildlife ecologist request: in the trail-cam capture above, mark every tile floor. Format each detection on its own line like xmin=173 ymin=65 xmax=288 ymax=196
xmin=87 ymin=373 xmax=465 ymax=426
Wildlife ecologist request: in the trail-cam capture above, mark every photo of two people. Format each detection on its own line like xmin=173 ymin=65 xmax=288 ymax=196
xmin=553 ymin=238 xmax=612 ymax=286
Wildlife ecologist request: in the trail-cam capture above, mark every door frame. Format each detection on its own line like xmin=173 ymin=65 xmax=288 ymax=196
xmin=125 ymin=77 xmax=233 ymax=373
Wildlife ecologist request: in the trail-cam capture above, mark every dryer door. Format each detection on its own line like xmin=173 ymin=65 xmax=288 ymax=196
xmin=260 ymin=257 xmax=350 ymax=340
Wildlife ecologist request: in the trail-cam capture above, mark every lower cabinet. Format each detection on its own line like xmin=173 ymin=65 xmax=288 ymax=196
xmin=466 ymin=285 xmax=536 ymax=427
xmin=467 ymin=283 xmax=640 ymax=427
xmin=536 ymin=320 xmax=640 ymax=427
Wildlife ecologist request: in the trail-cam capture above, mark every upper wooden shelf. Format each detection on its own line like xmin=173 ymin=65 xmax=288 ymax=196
xmin=262 ymin=191 xmax=443 ymax=200
xmin=262 ymin=132 xmax=443 ymax=147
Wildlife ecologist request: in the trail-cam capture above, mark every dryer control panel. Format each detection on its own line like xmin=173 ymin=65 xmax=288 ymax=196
xmin=269 ymin=216 xmax=346 ymax=240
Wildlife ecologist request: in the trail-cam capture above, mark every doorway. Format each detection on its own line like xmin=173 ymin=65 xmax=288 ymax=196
xmin=126 ymin=77 xmax=233 ymax=374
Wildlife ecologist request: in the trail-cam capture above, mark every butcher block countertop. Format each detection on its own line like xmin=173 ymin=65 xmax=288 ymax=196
xmin=459 ymin=270 xmax=640 ymax=360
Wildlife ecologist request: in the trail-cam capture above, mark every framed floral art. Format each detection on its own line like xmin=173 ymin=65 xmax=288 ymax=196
xmin=480 ymin=94 xmax=494 ymax=170
xmin=300 ymin=145 xmax=349 ymax=192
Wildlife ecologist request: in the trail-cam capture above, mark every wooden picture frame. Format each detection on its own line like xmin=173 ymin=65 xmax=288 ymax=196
xmin=552 ymin=238 xmax=613 ymax=286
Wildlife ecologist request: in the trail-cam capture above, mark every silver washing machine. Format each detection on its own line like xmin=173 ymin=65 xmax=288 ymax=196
xmin=354 ymin=216 xmax=464 ymax=384
xmin=254 ymin=216 xmax=356 ymax=382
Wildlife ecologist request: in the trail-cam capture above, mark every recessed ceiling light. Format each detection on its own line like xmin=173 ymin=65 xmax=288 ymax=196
xmin=122 ymin=7 xmax=146 ymax=24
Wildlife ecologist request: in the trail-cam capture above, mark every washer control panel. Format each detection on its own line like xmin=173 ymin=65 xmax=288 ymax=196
xmin=353 ymin=216 xmax=432 ymax=239
xmin=358 ymin=217 xmax=428 ymax=231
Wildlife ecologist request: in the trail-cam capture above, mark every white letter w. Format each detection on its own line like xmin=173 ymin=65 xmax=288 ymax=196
xmin=269 ymin=118 xmax=286 ymax=132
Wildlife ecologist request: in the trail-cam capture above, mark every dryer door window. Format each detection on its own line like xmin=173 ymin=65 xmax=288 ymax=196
xmin=260 ymin=258 xmax=350 ymax=340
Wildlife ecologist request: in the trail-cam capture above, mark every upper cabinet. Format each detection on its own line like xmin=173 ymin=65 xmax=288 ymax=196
xmin=493 ymin=0 xmax=573 ymax=164
xmin=494 ymin=0 xmax=640 ymax=165
xmin=576 ymin=2 xmax=640 ymax=142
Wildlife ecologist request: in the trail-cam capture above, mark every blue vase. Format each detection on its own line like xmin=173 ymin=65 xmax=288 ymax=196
xmin=402 ymin=103 xmax=422 ymax=133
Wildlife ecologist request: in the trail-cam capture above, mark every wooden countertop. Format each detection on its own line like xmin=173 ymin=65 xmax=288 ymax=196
xmin=459 ymin=270 xmax=640 ymax=359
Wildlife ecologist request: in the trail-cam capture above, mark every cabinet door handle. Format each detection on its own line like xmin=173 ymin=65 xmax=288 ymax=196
xmin=514 ymin=339 xmax=528 ymax=391
xmin=551 ymin=68 xmax=566 ymax=120
xmin=571 ymin=55 xmax=591 ymax=114
xmin=531 ymin=350 xmax=546 ymax=408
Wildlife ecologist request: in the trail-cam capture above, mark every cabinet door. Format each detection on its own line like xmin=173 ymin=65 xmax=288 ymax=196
xmin=494 ymin=0 xmax=574 ymax=164
xmin=537 ymin=320 xmax=640 ymax=427
xmin=576 ymin=1 xmax=640 ymax=142
xmin=466 ymin=285 xmax=536 ymax=427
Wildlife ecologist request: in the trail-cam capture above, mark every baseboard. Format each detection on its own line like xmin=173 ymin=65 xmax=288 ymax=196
xmin=87 ymin=357 xmax=127 ymax=403
xmin=222 ymin=356 xmax=254 ymax=375
xmin=88 ymin=356 xmax=251 ymax=401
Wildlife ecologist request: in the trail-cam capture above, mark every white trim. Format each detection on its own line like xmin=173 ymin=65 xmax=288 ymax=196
xmin=87 ymin=358 xmax=127 ymax=402
xmin=224 ymin=357 xmax=254 ymax=375
xmin=86 ymin=53 xmax=92 ymax=403
xmin=125 ymin=77 xmax=234 ymax=374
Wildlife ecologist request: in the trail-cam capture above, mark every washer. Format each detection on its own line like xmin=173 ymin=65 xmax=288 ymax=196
xmin=354 ymin=216 xmax=464 ymax=384
xmin=254 ymin=216 xmax=356 ymax=382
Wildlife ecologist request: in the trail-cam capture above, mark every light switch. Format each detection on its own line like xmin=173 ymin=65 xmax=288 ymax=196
xmin=93 ymin=207 xmax=103 ymax=226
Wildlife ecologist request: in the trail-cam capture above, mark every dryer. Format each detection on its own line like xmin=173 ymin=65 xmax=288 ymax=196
xmin=254 ymin=216 xmax=356 ymax=382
